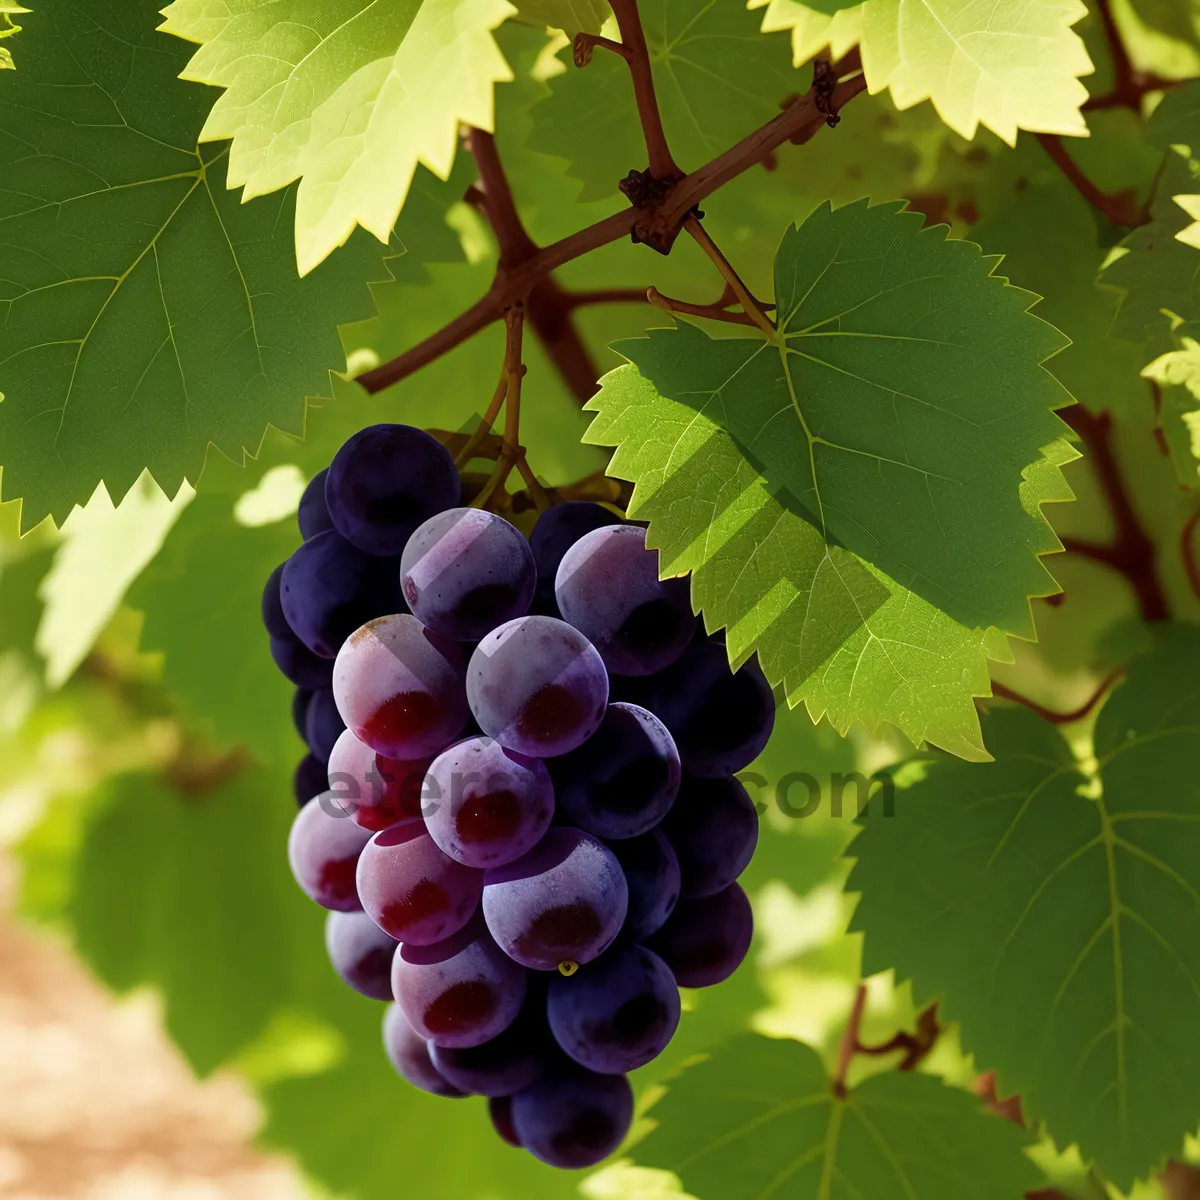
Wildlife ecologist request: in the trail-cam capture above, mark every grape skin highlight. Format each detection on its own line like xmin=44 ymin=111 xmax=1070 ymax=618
xmin=287 ymin=795 xmax=372 ymax=911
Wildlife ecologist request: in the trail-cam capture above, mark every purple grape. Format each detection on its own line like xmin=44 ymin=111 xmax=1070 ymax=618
xmin=356 ymin=821 xmax=482 ymax=944
xmin=305 ymin=688 xmax=346 ymax=763
xmin=392 ymin=915 xmax=527 ymax=1048
xmin=270 ymin=629 xmax=334 ymax=689
xmin=467 ymin=616 xmax=608 ymax=758
xmin=298 ymin=468 xmax=334 ymax=539
xmin=489 ymin=1095 xmax=522 ymax=1146
xmin=292 ymin=688 xmax=314 ymax=740
xmin=400 ymin=508 xmax=536 ymax=641
xmin=511 ymin=1064 xmax=633 ymax=1168
xmin=609 ymin=829 xmax=680 ymax=939
xmin=287 ymin=795 xmax=372 ymax=910
xmin=483 ymin=829 xmax=628 ymax=971
xmin=429 ymin=990 xmax=551 ymax=1096
xmin=326 ymin=424 xmax=461 ymax=556
xmin=423 ymin=736 xmax=554 ymax=869
xmin=555 ymin=525 xmax=694 ymax=676
xmin=262 ymin=563 xmax=292 ymax=637
xmin=294 ymin=753 xmax=329 ymax=808
xmin=326 ymin=727 xmax=431 ymax=832
xmin=550 ymin=702 xmax=679 ymax=839
xmin=529 ymin=502 xmax=622 ymax=615
xmin=547 ymin=944 xmax=680 ymax=1073
xmin=648 ymin=882 xmax=753 ymax=988
xmin=334 ymin=614 xmax=469 ymax=760
xmin=382 ymin=1003 xmax=466 ymax=1097
xmin=280 ymin=530 xmax=405 ymax=658
xmin=661 ymin=774 xmax=759 ymax=897
xmin=325 ymin=909 xmax=398 ymax=1000
xmin=650 ymin=643 xmax=775 ymax=776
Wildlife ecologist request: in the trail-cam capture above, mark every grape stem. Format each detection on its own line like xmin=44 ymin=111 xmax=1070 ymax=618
xmin=1035 ymin=134 xmax=1148 ymax=228
xmin=684 ymin=217 xmax=777 ymax=337
xmin=647 ymin=280 xmax=774 ymax=327
xmin=1084 ymin=0 xmax=1181 ymax=112
xmin=988 ymin=668 xmax=1125 ymax=725
xmin=832 ymin=985 xmax=941 ymax=1099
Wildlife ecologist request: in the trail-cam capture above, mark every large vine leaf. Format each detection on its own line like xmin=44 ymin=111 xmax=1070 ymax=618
xmin=848 ymin=625 xmax=1200 ymax=1189
xmin=0 ymin=0 xmax=387 ymax=532
xmin=529 ymin=0 xmax=797 ymax=202
xmin=160 ymin=0 xmax=515 ymax=273
xmin=749 ymin=0 xmax=865 ymax=67
xmin=509 ymin=0 xmax=610 ymax=33
xmin=633 ymin=1034 xmax=1041 ymax=1199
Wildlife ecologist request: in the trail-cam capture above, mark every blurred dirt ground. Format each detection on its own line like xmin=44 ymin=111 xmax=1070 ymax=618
xmin=0 ymin=856 xmax=309 ymax=1200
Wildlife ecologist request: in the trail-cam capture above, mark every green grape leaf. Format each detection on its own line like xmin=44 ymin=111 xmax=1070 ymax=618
xmin=509 ymin=0 xmax=610 ymax=33
xmin=608 ymin=201 xmax=1072 ymax=638
xmin=848 ymin=625 xmax=1200 ymax=1189
xmin=0 ymin=1 xmax=27 ymax=67
xmin=0 ymin=0 xmax=387 ymax=532
xmin=1143 ymin=336 xmax=1200 ymax=399
xmin=634 ymin=1034 xmax=1041 ymax=1199
xmin=1155 ymin=384 xmax=1200 ymax=489
xmin=750 ymin=0 xmax=864 ymax=67
xmin=861 ymin=0 xmax=1093 ymax=143
xmin=529 ymin=0 xmax=797 ymax=201
xmin=0 ymin=543 xmax=55 ymax=663
xmin=160 ymin=0 xmax=515 ymax=274
xmin=128 ymin=493 xmax=301 ymax=764
xmin=1127 ymin=0 xmax=1200 ymax=49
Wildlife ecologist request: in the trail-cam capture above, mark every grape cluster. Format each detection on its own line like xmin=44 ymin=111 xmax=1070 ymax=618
xmin=266 ymin=423 xmax=774 ymax=1169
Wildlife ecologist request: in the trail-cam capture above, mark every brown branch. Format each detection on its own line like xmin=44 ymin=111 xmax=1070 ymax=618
xmin=525 ymin=276 xmax=604 ymax=404
xmin=648 ymin=285 xmax=760 ymax=326
xmin=1082 ymin=0 xmax=1180 ymax=112
xmin=563 ymin=286 xmax=650 ymax=309
xmin=1059 ymin=406 xmax=1170 ymax=621
xmin=356 ymin=63 xmax=866 ymax=395
xmin=684 ymin=216 xmax=777 ymax=336
xmin=833 ymin=984 xmax=868 ymax=1098
xmin=573 ymin=32 xmax=630 ymax=64
xmin=1036 ymin=134 xmax=1147 ymax=227
xmin=990 ymin=669 xmax=1125 ymax=725
xmin=855 ymin=1003 xmax=940 ymax=1072
xmin=466 ymin=129 xmax=538 ymax=266
xmin=1182 ymin=507 xmax=1200 ymax=602
xmin=472 ymin=307 xmax=528 ymax=510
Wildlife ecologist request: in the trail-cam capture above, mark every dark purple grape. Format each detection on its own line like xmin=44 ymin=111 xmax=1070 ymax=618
xmin=529 ymin=502 xmax=622 ymax=615
xmin=262 ymin=564 xmax=292 ymax=637
xmin=356 ymin=821 xmax=482 ymax=945
xmin=382 ymin=1003 xmax=466 ymax=1097
xmin=305 ymin=688 xmax=346 ymax=763
xmin=400 ymin=508 xmax=536 ymax=641
xmin=292 ymin=688 xmax=314 ymax=740
xmin=489 ymin=1095 xmax=522 ymax=1146
xmin=555 ymin=525 xmax=694 ymax=676
xmin=511 ymin=1064 xmax=633 ymax=1168
xmin=423 ymin=736 xmax=554 ymax=869
xmin=326 ymin=424 xmax=460 ymax=556
xmin=429 ymin=992 xmax=551 ymax=1096
xmin=280 ymin=530 xmax=405 ymax=658
xmin=467 ymin=616 xmax=608 ymax=758
xmin=298 ymin=468 xmax=334 ymax=539
xmin=392 ymin=915 xmax=527 ymax=1048
xmin=325 ymin=909 xmax=398 ymax=1000
xmin=547 ymin=944 xmax=680 ymax=1073
xmin=294 ymin=753 xmax=329 ymax=808
xmin=661 ymin=774 xmax=759 ymax=897
xmin=648 ymin=882 xmax=752 ymax=988
xmin=551 ymin=702 xmax=679 ymax=839
xmin=650 ymin=644 xmax=775 ymax=776
xmin=483 ymin=828 xmax=628 ymax=971
xmin=609 ymin=829 xmax=680 ymax=940
xmin=327 ymin=728 xmax=431 ymax=832
xmin=333 ymin=614 xmax=468 ymax=759
xmin=270 ymin=629 xmax=334 ymax=689
xmin=287 ymin=795 xmax=372 ymax=911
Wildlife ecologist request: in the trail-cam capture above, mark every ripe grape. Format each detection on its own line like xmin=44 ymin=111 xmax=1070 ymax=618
xmin=429 ymin=993 xmax=550 ymax=1096
xmin=529 ymin=502 xmax=622 ymax=615
xmin=510 ymin=1064 xmax=633 ymax=1169
xmin=555 ymin=525 xmax=694 ymax=676
xmin=326 ymin=424 xmax=460 ymax=556
xmin=292 ymin=688 xmax=313 ymax=739
xmin=401 ymin=508 xmax=536 ymax=640
xmin=648 ymin=882 xmax=753 ymax=988
xmin=482 ymin=828 xmax=628 ymax=971
xmin=551 ymin=702 xmax=679 ymax=839
xmin=298 ymin=468 xmax=334 ymax=539
xmin=280 ymin=530 xmax=404 ymax=658
xmin=326 ymin=728 xmax=429 ymax=832
xmin=287 ymin=795 xmax=372 ymax=911
xmin=325 ymin=910 xmax=398 ymax=1001
xmin=467 ymin=616 xmax=608 ymax=758
xmin=382 ymin=1004 xmax=465 ymax=1097
xmin=651 ymin=643 xmax=775 ymax=775
xmin=547 ymin=944 xmax=680 ymax=1074
xmin=392 ymin=916 xmax=527 ymax=1048
xmin=333 ymin=614 xmax=468 ymax=759
xmin=489 ymin=1095 xmax=521 ymax=1146
xmin=262 ymin=563 xmax=292 ymax=638
xmin=609 ymin=829 xmax=680 ymax=940
xmin=661 ymin=774 xmax=759 ymax=897
xmin=423 ymin=736 xmax=554 ymax=869
xmin=304 ymin=688 xmax=346 ymax=764
xmin=270 ymin=629 xmax=334 ymax=689
xmin=293 ymin=753 xmax=329 ymax=808
xmin=356 ymin=821 xmax=482 ymax=944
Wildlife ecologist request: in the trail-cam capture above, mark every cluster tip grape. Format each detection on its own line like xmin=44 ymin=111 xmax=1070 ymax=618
xmin=268 ymin=423 xmax=774 ymax=1169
